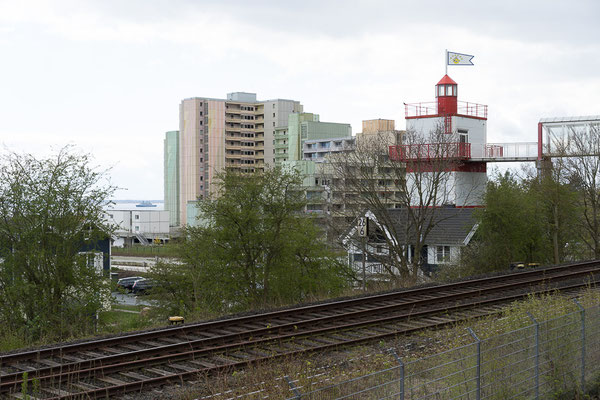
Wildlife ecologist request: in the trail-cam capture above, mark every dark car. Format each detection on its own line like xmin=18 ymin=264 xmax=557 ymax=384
xmin=116 ymin=276 xmax=144 ymax=291
xmin=131 ymin=278 xmax=154 ymax=295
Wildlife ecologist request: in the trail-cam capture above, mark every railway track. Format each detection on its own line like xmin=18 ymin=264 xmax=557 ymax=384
xmin=2 ymin=260 xmax=600 ymax=399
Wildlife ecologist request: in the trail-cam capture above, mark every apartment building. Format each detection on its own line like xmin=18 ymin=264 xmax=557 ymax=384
xmin=175 ymin=92 xmax=303 ymax=225
xmin=274 ymin=113 xmax=351 ymax=166
xmin=295 ymin=119 xmax=405 ymax=216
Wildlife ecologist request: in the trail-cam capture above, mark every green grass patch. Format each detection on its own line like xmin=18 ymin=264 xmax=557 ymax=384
xmin=111 ymin=303 xmax=144 ymax=312
xmin=98 ymin=309 xmax=148 ymax=333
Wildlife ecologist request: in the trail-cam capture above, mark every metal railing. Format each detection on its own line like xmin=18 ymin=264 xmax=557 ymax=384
xmin=285 ymin=301 xmax=600 ymax=399
xmin=389 ymin=143 xmax=471 ymax=162
xmin=470 ymin=142 xmax=539 ymax=160
xmin=405 ymin=101 xmax=488 ymax=119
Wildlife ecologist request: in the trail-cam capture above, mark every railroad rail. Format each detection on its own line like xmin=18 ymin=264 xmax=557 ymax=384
xmin=2 ymin=260 xmax=600 ymax=399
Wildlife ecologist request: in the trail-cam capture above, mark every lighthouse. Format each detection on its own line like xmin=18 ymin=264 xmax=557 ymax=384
xmin=396 ymin=75 xmax=489 ymax=207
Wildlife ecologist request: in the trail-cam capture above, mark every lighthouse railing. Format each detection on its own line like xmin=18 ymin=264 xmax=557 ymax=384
xmin=405 ymin=101 xmax=488 ymax=119
xmin=389 ymin=143 xmax=471 ymax=162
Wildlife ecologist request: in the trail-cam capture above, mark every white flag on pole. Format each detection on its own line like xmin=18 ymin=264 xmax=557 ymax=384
xmin=447 ymin=51 xmax=474 ymax=66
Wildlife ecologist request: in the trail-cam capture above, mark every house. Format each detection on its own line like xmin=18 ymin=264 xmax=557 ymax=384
xmin=343 ymin=207 xmax=478 ymax=280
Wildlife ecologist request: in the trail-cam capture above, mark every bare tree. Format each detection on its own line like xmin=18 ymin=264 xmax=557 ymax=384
xmin=557 ymin=124 xmax=600 ymax=258
xmin=329 ymin=124 xmax=478 ymax=286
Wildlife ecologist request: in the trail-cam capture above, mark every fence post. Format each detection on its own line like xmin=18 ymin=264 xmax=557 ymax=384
xmin=574 ymin=299 xmax=586 ymax=393
xmin=390 ymin=349 xmax=405 ymax=400
xmin=284 ymin=375 xmax=302 ymax=400
xmin=467 ymin=328 xmax=481 ymax=400
xmin=527 ymin=312 xmax=540 ymax=400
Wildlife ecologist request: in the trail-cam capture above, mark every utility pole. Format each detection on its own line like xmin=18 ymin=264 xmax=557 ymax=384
xmin=358 ymin=216 xmax=368 ymax=292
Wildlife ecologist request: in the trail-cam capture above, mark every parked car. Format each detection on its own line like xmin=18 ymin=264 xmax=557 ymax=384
xmin=116 ymin=276 xmax=144 ymax=291
xmin=131 ymin=278 xmax=154 ymax=295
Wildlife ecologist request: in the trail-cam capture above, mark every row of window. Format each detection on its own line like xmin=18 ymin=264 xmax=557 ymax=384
xmin=437 ymin=84 xmax=457 ymax=97
xmin=352 ymin=245 xmax=451 ymax=264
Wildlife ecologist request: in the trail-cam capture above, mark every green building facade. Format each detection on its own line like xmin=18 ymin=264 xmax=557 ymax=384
xmin=274 ymin=113 xmax=352 ymax=166
xmin=163 ymin=130 xmax=180 ymax=227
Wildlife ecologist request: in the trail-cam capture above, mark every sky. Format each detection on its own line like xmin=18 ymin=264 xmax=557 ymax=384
xmin=1 ymin=0 xmax=599 ymax=199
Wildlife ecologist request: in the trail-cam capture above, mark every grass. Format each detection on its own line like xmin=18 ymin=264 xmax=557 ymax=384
xmin=111 ymin=303 xmax=144 ymax=312
xmin=98 ymin=308 xmax=149 ymax=333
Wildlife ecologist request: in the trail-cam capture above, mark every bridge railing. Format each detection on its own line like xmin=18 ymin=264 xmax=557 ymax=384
xmin=470 ymin=142 xmax=538 ymax=160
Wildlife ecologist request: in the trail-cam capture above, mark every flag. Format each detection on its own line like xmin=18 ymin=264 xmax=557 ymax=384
xmin=447 ymin=51 xmax=474 ymax=66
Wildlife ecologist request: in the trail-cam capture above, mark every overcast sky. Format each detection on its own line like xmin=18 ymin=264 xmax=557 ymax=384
xmin=1 ymin=0 xmax=599 ymax=199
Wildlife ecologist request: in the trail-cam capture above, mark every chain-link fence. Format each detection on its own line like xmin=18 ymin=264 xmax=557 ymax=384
xmin=285 ymin=300 xmax=600 ymax=399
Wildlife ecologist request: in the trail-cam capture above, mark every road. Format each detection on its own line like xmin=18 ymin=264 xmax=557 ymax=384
xmin=112 ymin=292 xmax=154 ymax=307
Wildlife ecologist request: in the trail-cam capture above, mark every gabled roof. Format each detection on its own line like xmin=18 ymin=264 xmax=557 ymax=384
xmin=343 ymin=207 xmax=478 ymax=247
xmin=386 ymin=207 xmax=477 ymax=246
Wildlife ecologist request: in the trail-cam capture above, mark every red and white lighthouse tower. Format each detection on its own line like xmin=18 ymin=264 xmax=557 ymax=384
xmin=393 ymin=75 xmax=489 ymax=207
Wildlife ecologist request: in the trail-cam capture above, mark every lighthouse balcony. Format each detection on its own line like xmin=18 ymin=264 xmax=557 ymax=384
xmin=405 ymin=101 xmax=488 ymax=119
xmin=389 ymin=142 xmax=471 ymax=162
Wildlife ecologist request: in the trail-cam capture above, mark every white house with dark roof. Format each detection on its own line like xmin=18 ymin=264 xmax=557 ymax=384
xmin=343 ymin=207 xmax=479 ymax=279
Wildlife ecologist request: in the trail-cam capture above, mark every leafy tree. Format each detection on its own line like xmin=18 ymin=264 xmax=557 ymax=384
xmin=0 ymin=148 xmax=114 ymax=342
xmin=525 ymin=163 xmax=579 ymax=264
xmin=469 ymin=171 xmax=547 ymax=270
xmin=148 ymin=167 xmax=351 ymax=316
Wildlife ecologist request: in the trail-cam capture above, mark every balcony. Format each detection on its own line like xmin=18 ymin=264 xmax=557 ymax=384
xmin=389 ymin=143 xmax=471 ymax=161
xmin=405 ymin=101 xmax=488 ymax=119
xmin=225 ymin=116 xmax=242 ymax=123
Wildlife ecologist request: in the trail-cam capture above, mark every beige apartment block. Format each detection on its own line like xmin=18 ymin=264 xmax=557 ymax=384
xmin=356 ymin=119 xmax=404 ymax=147
xmin=178 ymin=92 xmax=302 ymax=225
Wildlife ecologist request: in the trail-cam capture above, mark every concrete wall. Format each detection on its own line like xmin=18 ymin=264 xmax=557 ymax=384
xmin=107 ymin=210 xmax=170 ymax=240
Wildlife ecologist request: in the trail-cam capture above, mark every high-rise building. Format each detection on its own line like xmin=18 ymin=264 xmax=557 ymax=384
xmin=274 ymin=113 xmax=352 ymax=166
xmin=163 ymin=131 xmax=179 ymax=227
xmin=176 ymin=92 xmax=303 ymax=225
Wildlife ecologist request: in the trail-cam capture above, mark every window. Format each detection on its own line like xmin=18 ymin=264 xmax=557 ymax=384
xmin=135 ymin=225 xmax=140 ymax=231
xmin=272 ymin=104 xmax=275 ymax=109
xmin=273 ymin=113 xmax=276 ymax=117
xmin=436 ymin=246 xmax=451 ymax=262
xmin=134 ymin=215 xmax=139 ymax=220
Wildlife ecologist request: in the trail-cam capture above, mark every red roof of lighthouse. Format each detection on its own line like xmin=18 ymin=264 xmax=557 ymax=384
xmin=437 ymin=75 xmax=457 ymax=85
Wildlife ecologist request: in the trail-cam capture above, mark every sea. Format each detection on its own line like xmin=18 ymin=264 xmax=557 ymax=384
xmin=106 ymin=200 xmax=165 ymax=211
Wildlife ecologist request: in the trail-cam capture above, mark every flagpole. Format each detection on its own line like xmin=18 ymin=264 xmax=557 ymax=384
xmin=445 ymin=49 xmax=448 ymax=75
